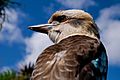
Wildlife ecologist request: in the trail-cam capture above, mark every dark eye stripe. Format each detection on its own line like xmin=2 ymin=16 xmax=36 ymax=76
xmin=56 ymin=15 xmax=66 ymax=22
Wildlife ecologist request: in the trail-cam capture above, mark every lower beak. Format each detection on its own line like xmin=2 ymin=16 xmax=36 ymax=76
xmin=28 ymin=24 xmax=55 ymax=34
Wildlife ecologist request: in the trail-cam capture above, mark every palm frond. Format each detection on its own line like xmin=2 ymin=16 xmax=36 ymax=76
xmin=18 ymin=63 xmax=34 ymax=80
xmin=0 ymin=0 xmax=20 ymax=31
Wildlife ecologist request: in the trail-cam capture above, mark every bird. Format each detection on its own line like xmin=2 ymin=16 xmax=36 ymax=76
xmin=28 ymin=9 xmax=108 ymax=80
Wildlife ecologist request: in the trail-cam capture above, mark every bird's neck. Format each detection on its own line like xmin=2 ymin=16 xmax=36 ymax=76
xmin=56 ymin=33 xmax=98 ymax=43
xmin=48 ymin=23 xmax=99 ymax=43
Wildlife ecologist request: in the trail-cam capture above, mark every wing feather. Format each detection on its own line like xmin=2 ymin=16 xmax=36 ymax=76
xmin=31 ymin=35 xmax=101 ymax=80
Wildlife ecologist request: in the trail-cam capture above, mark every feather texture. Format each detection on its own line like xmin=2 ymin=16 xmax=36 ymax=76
xmin=31 ymin=35 xmax=108 ymax=80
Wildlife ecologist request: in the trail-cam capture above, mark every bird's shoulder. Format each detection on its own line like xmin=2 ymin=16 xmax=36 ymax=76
xmin=38 ymin=35 xmax=100 ymax=61
xmin=32 ymin=35 xmax=101 ymax=80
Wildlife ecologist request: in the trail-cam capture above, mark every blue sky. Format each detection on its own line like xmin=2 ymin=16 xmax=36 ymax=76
xmin=0 ymin=0 xmax=120 ymax=80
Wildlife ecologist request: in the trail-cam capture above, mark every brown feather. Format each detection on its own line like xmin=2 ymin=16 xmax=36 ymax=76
xmin=31 ymin=35 xmax=100 ymax=80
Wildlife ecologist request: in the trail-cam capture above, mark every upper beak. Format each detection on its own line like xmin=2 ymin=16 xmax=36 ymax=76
xmin=28 ymin=24 xmax=56 ymax=34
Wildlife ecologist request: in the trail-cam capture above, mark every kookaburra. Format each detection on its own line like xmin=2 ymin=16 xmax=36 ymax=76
xmin=29 ymin=10 xmax=108 ymax=80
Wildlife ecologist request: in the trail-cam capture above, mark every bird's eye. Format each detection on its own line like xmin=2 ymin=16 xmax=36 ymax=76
xmin=56 ymin=15 xmax=66 ymax=22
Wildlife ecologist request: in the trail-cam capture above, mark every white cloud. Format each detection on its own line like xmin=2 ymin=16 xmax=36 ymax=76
xmin=18 ymin=33 xmax=53 ymax=66
xmin=57 ymin=0 xmax=96 ymax=9
xmin=0 ymin=8 xmax=26 ymax=69
xmin=0 ymin=8 xmax=52 ymax=69
xmin=0 ymin=8 xmax=24 ymax=44
xmin=96 ymin=4 xmax=120 ymax=65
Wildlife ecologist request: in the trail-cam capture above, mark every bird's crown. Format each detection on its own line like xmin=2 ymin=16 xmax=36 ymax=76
xmin=48 ymin=9 xmax=93 ymax=24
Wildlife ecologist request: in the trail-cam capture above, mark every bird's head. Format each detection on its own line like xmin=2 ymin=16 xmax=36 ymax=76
xmin=28 ymin=9 xmax=100 ymax=43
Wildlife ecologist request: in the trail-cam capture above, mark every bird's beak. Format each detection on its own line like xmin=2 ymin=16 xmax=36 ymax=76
xmin=28 ymin=24 xmax=56 ymax=34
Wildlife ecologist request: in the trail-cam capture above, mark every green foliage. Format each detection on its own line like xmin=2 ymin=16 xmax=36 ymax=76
xmin=0 ymin=70 xmax=16 ymax=80
xmin=0 ymin=63 xmax=34 ymax=80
